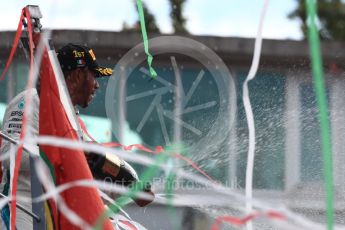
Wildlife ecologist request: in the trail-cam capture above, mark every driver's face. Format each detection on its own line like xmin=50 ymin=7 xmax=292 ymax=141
xmin=80 ymin=68 xmax=100 ymax=108
xmin=67 ymin=68 xmax=100 ymax=108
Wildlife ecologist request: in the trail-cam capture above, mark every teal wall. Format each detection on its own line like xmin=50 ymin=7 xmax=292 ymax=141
xmin=0 ymin=68 xmax=8 ymax=103
xmin=0 ymin=62 xmax=329 ymax=190
xmin=299 ymin=84 xmax=328 ymax=182
xmin=0 ymin=103 xmax=6 ymax=127
xmin=236 ymin=71 xmax=286 ymax=190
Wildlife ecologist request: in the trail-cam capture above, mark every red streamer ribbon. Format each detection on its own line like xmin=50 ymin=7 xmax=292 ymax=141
xmin=211 ymin=211 xmax=285 ymax=230
xmin=78 ymin=118 xmax=215 ymax=182
xmin=9 ymin=7 xmax=36 ymax=230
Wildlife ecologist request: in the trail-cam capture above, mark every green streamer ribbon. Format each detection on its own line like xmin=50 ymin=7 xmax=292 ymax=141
xmin=305 ymin=1 xmax=334 ymax=229
xmin=164 ymin=166 xmax=180 ymax=230
xmin=136 ymin=0 xmax=157 ymax=79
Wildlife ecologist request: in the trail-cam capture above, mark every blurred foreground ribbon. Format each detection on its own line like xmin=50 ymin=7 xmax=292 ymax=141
xmin=305 ymin=0 xmax=334 ymax=229
xmin=136 ymin=0 xmax=157 ymax=79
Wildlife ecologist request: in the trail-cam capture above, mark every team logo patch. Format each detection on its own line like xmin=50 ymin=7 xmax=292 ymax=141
xmin=89 ymin=49 xmax=96 ymax=61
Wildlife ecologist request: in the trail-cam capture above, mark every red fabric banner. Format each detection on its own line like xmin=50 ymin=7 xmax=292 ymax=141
xmin=39 ymin=48 xmax=113 ymax=230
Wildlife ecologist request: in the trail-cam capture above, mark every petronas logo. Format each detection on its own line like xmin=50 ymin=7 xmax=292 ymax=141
xmin=18 ymin=98 xmax=25 ymax=110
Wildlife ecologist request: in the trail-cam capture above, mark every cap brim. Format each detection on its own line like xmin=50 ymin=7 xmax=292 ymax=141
xmin=94 ymin=67 xmax=113 ymax=78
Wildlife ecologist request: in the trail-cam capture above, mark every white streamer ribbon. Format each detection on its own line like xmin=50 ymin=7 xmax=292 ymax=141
xmin=243 ymin=1 xmax=270 ymax=230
